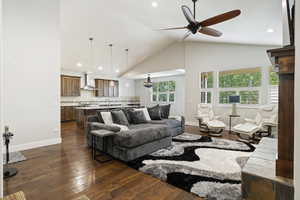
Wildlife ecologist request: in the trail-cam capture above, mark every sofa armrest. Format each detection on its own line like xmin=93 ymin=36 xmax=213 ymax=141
xmin=88 ymin=122 xmax=121 ymax=132
xmin=168 ymin=115 xmax=182 ymax=122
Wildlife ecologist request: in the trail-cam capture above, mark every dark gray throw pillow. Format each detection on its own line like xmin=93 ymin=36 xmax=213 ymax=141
xmin=111 ymin=110 xmax=129 ymax=126
xmin=160 ymin=104 xmax=171 ymax=119
xmin=129 ymin=110 xmax=147 ymax=124
xmin=147 ymin=105 xmax=162 ymax=120
xmin=122 ymin=108 xmax=134 ymax=124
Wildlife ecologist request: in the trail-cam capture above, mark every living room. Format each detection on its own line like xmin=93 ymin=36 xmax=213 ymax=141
xmin=0 ymin=0 xmax=299 ymax=200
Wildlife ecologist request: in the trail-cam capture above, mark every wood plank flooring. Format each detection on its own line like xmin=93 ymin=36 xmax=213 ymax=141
xmin=4 ymin=122 xmax=238 ymax=200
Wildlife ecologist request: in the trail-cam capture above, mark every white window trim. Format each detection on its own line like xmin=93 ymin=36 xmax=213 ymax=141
xmin=216 ymin=69 xmax=263 ymax=107
xmin=199 ymin=72 xmax=214 ymax=104
xmin=151 ymin=81 xmax=176 ymax=104
xmin=199 ymin=67 xmax=279 ymax=108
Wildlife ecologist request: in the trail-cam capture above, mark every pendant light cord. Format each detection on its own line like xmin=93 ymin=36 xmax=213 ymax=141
xmin=109 ymin=44 xmax=113 ymax=73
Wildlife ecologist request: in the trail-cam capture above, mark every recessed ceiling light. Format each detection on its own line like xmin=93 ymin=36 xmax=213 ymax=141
xmin=98 ymin=66 xmax=103 ymax=71
xmin=267 ymin=28 xmax=274 ymax=33
xmin=77 ymin=62 xmax=83 ymax=67
xmin=115 ymin=69 xmax=120 ymax=73
xmin=152 ymin=1 xmax=158 ymax=8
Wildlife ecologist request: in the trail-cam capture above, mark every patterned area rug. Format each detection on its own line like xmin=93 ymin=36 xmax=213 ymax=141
xmin=127 ymin=133 xmax=255 ymax=200
xmin=3 ymin=152 xmax=26 ymax=164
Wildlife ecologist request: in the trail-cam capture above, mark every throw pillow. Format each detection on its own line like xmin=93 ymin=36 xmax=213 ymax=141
xmin=121 ymin=108 xmax=134 ymax=124
xmin=134 ymin=108 xmax=151 ymax=121
xmin=129 ymin=110 xmax=147 ymax=124
xmin=111 ymin=110 xmax=129 ymax=126
xmin=147 ymin=105 xmax=162 ymax=120
xmin=160 ymin=104 xmax=171 ymax=119
xmin=100 ymin=112 xmax=113 ymax=125
xmin=96 ymin=111 xmax=105 ymax=123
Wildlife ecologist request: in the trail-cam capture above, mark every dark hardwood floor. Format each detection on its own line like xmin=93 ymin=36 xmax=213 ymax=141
xmin=4 ymin=122 xmax=238 ymax=200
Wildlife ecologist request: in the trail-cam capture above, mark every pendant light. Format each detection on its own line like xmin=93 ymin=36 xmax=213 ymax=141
xmin=81 ymin=37 xmax=95 ymax=90
xmin=144 ymin=74 xmax=153 ymax=88
xmin=109 ymin=44 xmax=115 ymax=87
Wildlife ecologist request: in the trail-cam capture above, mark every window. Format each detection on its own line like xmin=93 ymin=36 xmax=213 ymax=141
xmin=200 ymin=72 xmax=213 ymax=104
xmin=152 ymin=81 xmax=176 ymax=103
xmin=218 ymin=67 xmax=262 ymax=105
xmin=269 ymin=67 xmax=279 ymax=104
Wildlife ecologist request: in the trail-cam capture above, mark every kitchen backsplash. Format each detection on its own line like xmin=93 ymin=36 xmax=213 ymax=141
xmin=61 ymin=90 xmax=140 ymax=105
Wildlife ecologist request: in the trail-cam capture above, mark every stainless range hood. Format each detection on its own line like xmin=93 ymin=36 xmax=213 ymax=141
xmin=81 ymin=73 xmax=95 ymax=91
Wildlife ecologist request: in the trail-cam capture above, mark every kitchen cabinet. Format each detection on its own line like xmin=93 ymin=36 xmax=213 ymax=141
xmin=61 ymin=106 xmax=76 ymax=122
xmin=95 ymin=79 xmax=119 ymax=97
xmin=61 ymin=75 xmax=81 ymax=97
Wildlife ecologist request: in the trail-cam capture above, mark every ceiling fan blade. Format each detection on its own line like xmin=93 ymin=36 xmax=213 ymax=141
xmin=157 ymin=26 xmax=187 ymax=31
xmin=199 ymin=27 xmax=223 ymax=37
xmin=181 ymin=5 xmax=196 ymax=24
xmin=182 ymin=31 xmax=192 ymax=41
xmin=199 ymin=10 xmax=241 ymax=27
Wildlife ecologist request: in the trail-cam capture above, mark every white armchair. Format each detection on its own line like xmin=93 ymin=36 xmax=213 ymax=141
xmin=196 ymin=104 xmax=226 ymax=136
xmin=233 ymin=105 xmax=278 ymax=141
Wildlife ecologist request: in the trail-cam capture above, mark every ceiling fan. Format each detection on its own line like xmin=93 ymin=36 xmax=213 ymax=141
xmin=159 ymin=0 xmax=241 ymax=40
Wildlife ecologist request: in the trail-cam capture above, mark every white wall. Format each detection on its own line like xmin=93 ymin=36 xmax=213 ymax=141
xmin=0 ymin=0 xmax=3 ymax=196
xmin=3 ymin=0 xmax=61 ymax=151
xmin=129 ymin=42 xmax=279 ymax=126
xmin=185 ymin=42 xmax=278 ymax=125
xmin=135 ymin=75 xmax=185 ymax=116
xmin=294 ymin=0 xmax=300 ymax=198
xmin=124 ymin=43 xmax=185 ymax=77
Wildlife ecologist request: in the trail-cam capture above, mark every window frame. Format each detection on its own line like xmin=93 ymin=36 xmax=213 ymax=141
xmin=151 ymin=80 xmax=176 ymax=104
xmin=200 ymin=72 xmax=214 ymax=104
xmin=217 ymin=69 xmax=263 ymax=107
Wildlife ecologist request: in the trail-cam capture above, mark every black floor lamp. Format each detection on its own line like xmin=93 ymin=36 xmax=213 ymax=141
xmin=3 ymin=126 xmax=18 ymax=178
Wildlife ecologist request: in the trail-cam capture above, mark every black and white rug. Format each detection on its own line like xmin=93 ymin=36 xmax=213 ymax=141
xmin=127 ymin=133 xmax=255 ymax=200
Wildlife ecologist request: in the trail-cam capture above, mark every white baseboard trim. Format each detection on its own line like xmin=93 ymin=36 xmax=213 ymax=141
xmin=185 ymin=121 xmax=198 ymax=126
xmin=9 ymin=137 xmax=62 ymax=152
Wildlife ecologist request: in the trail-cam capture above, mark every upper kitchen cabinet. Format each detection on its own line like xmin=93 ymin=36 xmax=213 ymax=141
xmin=95 ymin=79 xmax=119 ymax=97
xmin=61 ymin=75 xmax=81 ymax=97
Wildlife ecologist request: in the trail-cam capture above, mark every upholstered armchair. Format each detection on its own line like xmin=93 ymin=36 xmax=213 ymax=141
xmin=233 ymin=105 xmax=278 ymax=141
xmin=196 ymin=104 xmax=226 ymax=136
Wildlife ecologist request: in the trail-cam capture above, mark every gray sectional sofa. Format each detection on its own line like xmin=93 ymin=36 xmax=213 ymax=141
xmin=86 ymin=115 xmax=185 ymax=162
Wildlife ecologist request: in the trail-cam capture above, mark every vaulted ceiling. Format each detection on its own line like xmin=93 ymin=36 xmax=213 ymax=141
xmin=61 ymin=0 xmax=282 ymax=76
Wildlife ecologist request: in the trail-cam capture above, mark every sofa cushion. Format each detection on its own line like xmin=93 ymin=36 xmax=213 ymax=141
xmin=122 ymin=108 xmax=134 ymax=124
xmin=129 ymin=110 xmax=148 ymax=124
xmin=96 ymin=111 xmax=104 ymax=123
xmin=111 ymin=110 xmax=129 ymax=126
xmin=134 ymin=108 xmax=151 ymax=121
xmin=128 ymin=123 xmax=166 ymax=130
xmin=161 ymin=119 xmax=181 ymax=129
xmin=100 ymin=112 xmax=113 ymax=125
xmin=147 ymin=105 xmax=162 ymax=120
xmin=113 ymin=125 xmax=170 ymax=148
xmin=160 ymin=104 xmax=171 ymax=119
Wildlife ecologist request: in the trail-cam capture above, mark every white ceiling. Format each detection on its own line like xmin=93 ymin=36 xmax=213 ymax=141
xmin=61 ymin=0 xmax=282 ymax=77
